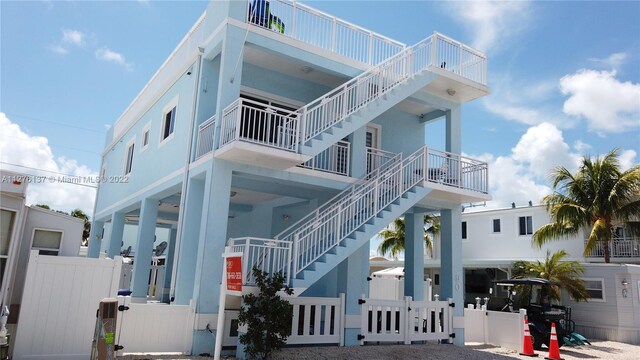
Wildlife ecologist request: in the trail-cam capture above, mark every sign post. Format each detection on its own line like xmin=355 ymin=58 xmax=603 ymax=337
xmin=214 ymin=248 xmax=244 ymax=360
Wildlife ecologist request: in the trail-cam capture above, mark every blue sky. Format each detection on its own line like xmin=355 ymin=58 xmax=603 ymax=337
xmin=1 ymin=0 xmax=639 ymax=216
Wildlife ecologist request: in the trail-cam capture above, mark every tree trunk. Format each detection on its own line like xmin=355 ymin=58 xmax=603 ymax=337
xmin=603 ymin=239 xmax=611 ymax=263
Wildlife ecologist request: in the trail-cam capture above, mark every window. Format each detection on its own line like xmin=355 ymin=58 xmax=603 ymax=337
xmin=32 ymin=229 xmax=63 ymax=256
xmin=519 ymin=216 xmax=533 ymax=235
xmin=462 ymin=221 xmax=467 ymax=239
xmin=124 ymin=142 xmax=135 ymax=175
xmin=583 ymin=279 xmax=605 ymax=301
xmin=162 ymin=106 xmax=176 ymax=141
xmin=141 ymin=124 xmax=150 ymax=151
xmin=1 ymin=209 xmax=16 ymax=289
xmin=493 ymin=219 xmax=501 ymax=233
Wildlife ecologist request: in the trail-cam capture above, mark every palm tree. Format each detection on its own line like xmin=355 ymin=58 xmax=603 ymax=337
xmin=378 ymin=214 xmax=440 ymax=258
xmin=532 ymin=149 xmax=640 ymax=263
xmin=512 ymin=250 xmax=589 ymax=302
xmin=70 ymin=209 xmax=91 ymax=246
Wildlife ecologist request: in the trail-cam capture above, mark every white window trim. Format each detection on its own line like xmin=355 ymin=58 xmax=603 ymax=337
xmin=518 ymin=215 xmax=534 ymax=236
xmin=159 ymin=95 xmax=179 ymax=147
xmin=240 ymin=86 xmax=305 ymax=108
xmin=30 ymin=227 xmax=64 ymax=256
xmin=492 ymin=217 xmax=502 ymax=234
xmin=366 ymin=123 xmax=382 ymax=150
xmin=582 ymin=277 xmax=606 ymax=302
xmin=141 ymin=122 xmax=151 ymax=152
xmin=123 ymin=137 xmax=136 ymax=175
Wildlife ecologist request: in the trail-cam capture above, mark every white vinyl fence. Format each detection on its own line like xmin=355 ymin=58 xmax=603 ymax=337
xmin=359 ymin=296 xmax=453 ymax=345
xmin=464 ymin=306 xmax=526 ymax=351
xmin=12 ymin=251 xmax=122 ymax=360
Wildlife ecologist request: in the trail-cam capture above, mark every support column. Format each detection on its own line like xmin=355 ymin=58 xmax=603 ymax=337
xmin=131 ymin=198 xmax=159 ymax=302
xmin=107 ymin=212 xmax=125 ymax=258
xmin=162 ymin=226 xmax=178 ymax=303
xmin=194 ymin=160 xmax=232 ymax=356
xmin=404 ymin=211 xmax=425 ymax=301
xmin=87 ymin=220 xmax=105 ymax=258
xmin=350 ymin=127 xmax=367 ymax=179
xmin=174 ymin=177 xmax=206 ymax=305
xmin=440 ymin=208 xmax=464 ymax=345
xmin=337 ymin=242 xmax=369 ymax=346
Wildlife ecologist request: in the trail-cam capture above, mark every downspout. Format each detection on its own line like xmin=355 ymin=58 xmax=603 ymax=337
xmin=170 ymin=48 xmax=205 ymax=301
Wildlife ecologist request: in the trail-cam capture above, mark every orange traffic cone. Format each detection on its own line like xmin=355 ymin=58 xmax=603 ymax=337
xmin=520 ymin=318 xmax=538 ymax=357
xmin=545 ymin=322 xmax=563 ymax=360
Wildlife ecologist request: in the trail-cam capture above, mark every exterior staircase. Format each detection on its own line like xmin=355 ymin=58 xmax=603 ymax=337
xmin=297 ymin=37 xmax=436 ymax=158
xmin=228 ymin=145 xmax=488 ymax=294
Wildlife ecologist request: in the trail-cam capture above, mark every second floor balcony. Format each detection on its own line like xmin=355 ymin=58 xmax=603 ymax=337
xmin=585 ymin=237 xmax=640 ymax=262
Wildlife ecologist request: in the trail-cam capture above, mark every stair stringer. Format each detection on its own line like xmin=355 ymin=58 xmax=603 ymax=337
xmin=291 ymin=185 xmax=432 ymax=295
xmin=300 ymin=71 xmax=438 ymax=157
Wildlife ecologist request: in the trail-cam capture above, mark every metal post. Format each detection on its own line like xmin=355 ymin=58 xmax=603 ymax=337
xmin=214 ymin=246 xmax=232 ymax=360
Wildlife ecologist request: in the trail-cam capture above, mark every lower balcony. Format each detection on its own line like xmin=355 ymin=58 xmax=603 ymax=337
xmin=214 ymin=98 xmax=310 ymax=169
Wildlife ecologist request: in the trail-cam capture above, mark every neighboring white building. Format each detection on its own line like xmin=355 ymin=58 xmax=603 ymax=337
xmin=0 ymin=170 xmax=83 ymax=329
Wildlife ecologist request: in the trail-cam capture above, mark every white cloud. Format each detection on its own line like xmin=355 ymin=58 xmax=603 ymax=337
xmin=589 ymin=52 xmax=628 ymax=70
xmin=48 ymin=44 xmax=68 ymax=55
xmin=95 ymin=47 xmax=133 ymax=71
xmin=483 ymin=76 xmax=576 ymax=128
xmin=560 ymin=69 xmax=640 ymax=134
xmin=444 ymin=1 xmax=532 ymax=52
xmin=0 ymin=113 xmax=97 ymax=214
xmin=573 ymin=140 xmax=592 ymax=153
xmin=62 ymin=29 xmax=86 ymax=47
xmin=618 ymin=149 xmax=637 ymax=172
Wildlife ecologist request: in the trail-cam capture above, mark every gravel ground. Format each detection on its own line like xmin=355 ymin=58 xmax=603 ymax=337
xmin=120 ymin=340 xmax=640 ymax=359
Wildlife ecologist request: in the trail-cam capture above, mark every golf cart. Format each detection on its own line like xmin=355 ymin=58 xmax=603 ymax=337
xmin=494 ymin=278 xmax=589 ymax=349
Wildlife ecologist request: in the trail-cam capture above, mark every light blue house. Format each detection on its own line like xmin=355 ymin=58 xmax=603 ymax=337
xmin=88 ymin=0 xmax=490 ymax=355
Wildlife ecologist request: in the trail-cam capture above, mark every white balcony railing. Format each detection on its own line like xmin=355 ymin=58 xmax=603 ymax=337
xmin=299 ymin=140 xmax=350 ymax=176
xmin=366 ymin=147 xmax=396 ymax=178
xmin=229 ymin=237 xmax=292 ymax=286
xmin=586 ymin=237 xmax=640 ymax=258
xmin=219 ymin=98 xmax=299 ymax=152
xmin=426 ymin=148 xmax=489 ymax=193
xmin=433 ymin=32 xmax=487 ymax=85
xmin=246 ymin=0 xmax=406 ymax=65
xmin=195 ymin=115 xmax=216 ymax=159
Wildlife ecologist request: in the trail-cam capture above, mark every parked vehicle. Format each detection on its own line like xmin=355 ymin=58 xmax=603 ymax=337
xmin=495 ymin=278 xmax=590 ymax=349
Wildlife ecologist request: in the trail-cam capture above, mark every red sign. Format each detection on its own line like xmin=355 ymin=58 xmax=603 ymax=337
xmin=226 ymin=255 xmax=243 ymax=295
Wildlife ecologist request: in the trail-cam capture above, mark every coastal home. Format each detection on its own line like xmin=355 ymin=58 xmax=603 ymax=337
xmin=0 ymin=170 xmax=83 ymax=341
xmin=87 ymin=0 xmax=490 ymax=354
xmin=371 ymin=203 xmax=640 ymax=343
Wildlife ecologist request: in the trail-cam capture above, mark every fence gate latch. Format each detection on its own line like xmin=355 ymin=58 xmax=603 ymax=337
xmin=118 ymin=305 xmax=130 ymax=312
xmin=449 ymin=302 xmax=455 ymax=308
xmin=358 ymin=299 xmax=366 ymax=305
xmin=449 ymin=333 xmax=456 ymax=338
xmin=357 ymin=334 xmax=366 ymax=340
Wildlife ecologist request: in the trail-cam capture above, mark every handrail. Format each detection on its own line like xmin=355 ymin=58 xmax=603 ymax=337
xmin=246 ymin=0 xmax=406 ymax=65
xmin=228 ymin=237 xmax=293 ymax=285
xmin=299 ymin=140 xmax=351 ymax=176
xmin=232 ymin=146 xmax=488 ymax=285
xmin=195 ymin=115 xmax=216 ymax=159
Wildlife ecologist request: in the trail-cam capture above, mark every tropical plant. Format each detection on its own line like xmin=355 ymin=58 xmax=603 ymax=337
xmin=532 ymin=149 xmax=640 ymax=263
xmin=238 ymin=268 xmax=293 ymax=360
xmin=70 ymin=209 xmax=91 ymax=246
xmin=512 ymin=250 xmax=589 ymax=303
xmin=378 ymin=214 xmax=440 ymax=258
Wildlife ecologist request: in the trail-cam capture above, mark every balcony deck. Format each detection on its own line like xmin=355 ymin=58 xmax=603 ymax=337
xmin=585 ymin=237 xmax=640 ymax=262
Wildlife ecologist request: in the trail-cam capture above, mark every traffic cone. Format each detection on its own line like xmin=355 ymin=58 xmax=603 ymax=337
xmin=520 ymin=318 xmax=538 ymax=357
xmin=545 ymin=322 xmax=563 ymax=360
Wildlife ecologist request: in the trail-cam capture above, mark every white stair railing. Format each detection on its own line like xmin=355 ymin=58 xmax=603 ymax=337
xmin=299 ymin=140 xmax=351 ymax=176
xmin=229 ymin=237 xmax=292 ymax=285
xmin=230 ymin=146 xmax=488 ymax=285
xmin=195 ymin=115 xmax=216 ymax=159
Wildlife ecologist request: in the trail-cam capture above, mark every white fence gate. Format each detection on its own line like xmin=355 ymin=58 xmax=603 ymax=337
xmin=463 ymin=307 xmax=526 ymax=351
xmin=115 ymin=297 xmax=195 ymax=355
xmin=359 ymin=296 xmax=453 ymax=345
xmin=12 ymin=251 xmax=122 ymax=360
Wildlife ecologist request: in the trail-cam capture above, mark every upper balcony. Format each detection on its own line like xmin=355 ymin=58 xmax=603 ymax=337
xmin=585 ymin=237 xmax=640 ymax=262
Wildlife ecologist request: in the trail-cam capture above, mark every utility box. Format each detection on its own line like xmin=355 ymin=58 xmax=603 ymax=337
xmin=91 ymin=298 xmax=119 ymax=360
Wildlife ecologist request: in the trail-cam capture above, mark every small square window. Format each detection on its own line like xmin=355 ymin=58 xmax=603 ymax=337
xmin=462 ymin=221 xmax=467 ymax=239
xmin=519 ymin=216 xmax=533 ymax=235
xmin=142 ymin=129 xmax=150 ymax=147
xmin=493 ymin=219 xmax=501 ymax=233
xmin=162 ymin=106 xmax=176 ymax=141
xmin=583 ymin=279 xmax=605 ymax=301
xmin=125 ymin=142 xmax=135 ymax=175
